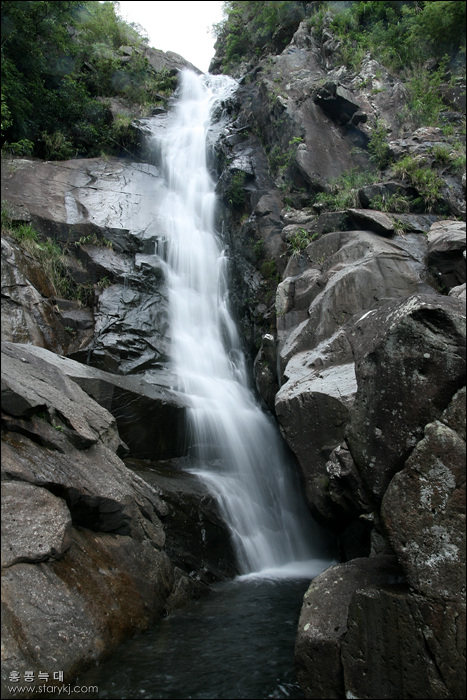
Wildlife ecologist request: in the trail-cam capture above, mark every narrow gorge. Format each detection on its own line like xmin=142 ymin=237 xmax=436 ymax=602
xmin=1 ymin=2 xmax=465 ymax=699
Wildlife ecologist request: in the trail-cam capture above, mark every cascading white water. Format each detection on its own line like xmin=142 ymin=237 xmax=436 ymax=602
xmin=153 ymin=70 xmax=332 ymax=577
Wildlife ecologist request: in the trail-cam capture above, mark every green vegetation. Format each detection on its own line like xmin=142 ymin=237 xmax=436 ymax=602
xmin=227 ymin=170 xmax=247 ymax=208
xmin=268 ymin=136 xmax=304 ymax=176
xmin=307 ymin=1 xmax=465 ymax=132
xmin=309 ymin=1 xmax=465 ymax=73
xmin=217 ymin=2 xmax=465 ymax=134
xmin=5 ymin=217 xmax=76 ymax=298
xmin=1 ymin=1 xmax=177 ymax=159
xmin=214 ymin=2 xmax=464 ymax=221
xmin=1 ymin=205 xmax=107 ymax=305
xmin=217 ymin=1 xmax=465 ymax=80
xmin=391 ymin=154 xmax=446 ymax=212
xmin=429 ymin=143 xmax=466 ymax=174
xmin=369 ymin=193 xmax=411 ymax=214
xmin=253 ymin=237 xmax=265 ymax=261
xmin=260 ymin=259 xmax=280 ymax=284
xmin=213 ymin=2 xmax=308 ymax=72
xmin=312 ymin=168 xmax=379 ymax=211
xmin=75 ymin=233 xmax=113 ymax=248
xmin=288 ymin=228 xmax=319 ymax=257
xmin=367 ymin=119 xmax=391 ymax=170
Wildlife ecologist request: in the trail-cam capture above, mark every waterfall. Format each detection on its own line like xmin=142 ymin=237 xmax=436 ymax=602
xmin=152 ymin=70 xmax=332 ymax=577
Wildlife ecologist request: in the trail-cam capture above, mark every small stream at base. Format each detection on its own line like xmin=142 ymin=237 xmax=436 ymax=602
xmin=74 ymin=576 xmax=310 ymax=699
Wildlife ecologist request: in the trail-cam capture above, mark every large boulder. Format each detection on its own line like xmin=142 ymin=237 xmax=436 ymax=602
xmin=381 ymin=387 xmax=466 ymax=602
xmin=1 ymin=341 xmax=165 ymax=540
xmin=312 ymin=80 xmax=363 ymax=123
xmin=274 ymin=227 xmax=437 ymax=530
xmin=5 ymin=342 xmax=188 ymax=460
xmin=295 ymin=555 xmax=404 ymax=699
xmin=1 ymin=341 xmax=171 ymax=693
xmin=1 ymin=156 xmax=176 ymax=374
xmin=341 ymin=586 xmax=465 ymax=699
xmin=427 ymin=219 xmax=466 ymax=292
xmin=275 ymin=354 xmax=358 ymax=530
xmin=277 ymin=230 xmax=434 ymax=372
xmin=346 ymin=294 xmax=466 ymax=501
xmin=1 ymin=530 xmax=174 ymax=698
xmin=1 ymin=157 xmax=164 ymax=248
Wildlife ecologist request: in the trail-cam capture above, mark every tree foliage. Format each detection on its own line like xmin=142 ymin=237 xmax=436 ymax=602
xmin=1 ymin=1 xmax=175 ymax=159
xmin=214 ymin=1 xmax=465 ymax=76
xmin=213 ymin=1 xmax=309 ymax=71
xmin=323 ymin=0 xmax=466 ymax=71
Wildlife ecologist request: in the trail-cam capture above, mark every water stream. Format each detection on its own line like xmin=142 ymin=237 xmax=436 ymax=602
xmin=74 ymin=577 xmax=311 ymax=699
xmin=154 ymin=70 xmax=331 ymax=577
xmin=73 ymin=71 xmax=335 ymax=699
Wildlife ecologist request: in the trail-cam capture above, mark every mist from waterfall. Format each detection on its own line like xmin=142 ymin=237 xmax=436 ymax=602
xmin=152 ymin=70 xmax=333 ymax=577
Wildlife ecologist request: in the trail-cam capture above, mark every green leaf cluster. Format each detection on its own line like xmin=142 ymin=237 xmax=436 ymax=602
xmin=288 ymin=228 xmax=318 ymax=258
xmin=1 ymin=1 xmax=175 ymax=159
xmin=268 ymin=136 xmax=304 ymax=176
xmin=1 ymin=203 xmax=111 ymax=303
xmin=2 ymin=212 xmax=74 ymax=297
xmin=391 ymin=154 xmax=447 ymax=213
xmin=313 ymin=168 xmax=379 ymax=211
xmin=320 ymin=1 xmax=466 ymax=72
xmin=227 ymin=170 xmax=247 ymax=208
xmin=213 ymin=1 xmax=309 ymax=72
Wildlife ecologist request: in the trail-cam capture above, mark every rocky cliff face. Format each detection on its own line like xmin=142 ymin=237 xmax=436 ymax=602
xmin=1 ymin=12 xmax=466 ymax=700
xmin=208 ymin=15 xmax=466 ymax=700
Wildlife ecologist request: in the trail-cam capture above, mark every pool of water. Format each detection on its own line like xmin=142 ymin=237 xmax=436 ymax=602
xmin=73 ymin=576 xmax=310 ymax=699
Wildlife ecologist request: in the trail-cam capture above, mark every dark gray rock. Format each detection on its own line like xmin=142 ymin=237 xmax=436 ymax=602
xmin=342 ymin=587 xmax=465 ymax=699
xmin=346 ymin=294 xmax=466 ymax=501
xmin=1 ymin=482 xmax=72 ymax=568
xmin=126 ymin=459 xmax=238 ymax=584
xmin=0 ymin=339 xmax=223 ymax=694
xmin=275 ymin=360 xmax=357 ymax=530
xmin=254 ymin=333 xmax=279 ymax=413
xmin=315 ymin=210 xmax=351 ymax=234
xmin=2 ymin=342 xmax=188 ymax=461
xmin=324 ymin=441 xmax=375 ymax=530
xmin=381 ymin=388 xmax=466 ymax=602
xmin=144 ymin=46 xmax=201 ymax=75
xmin=1 ymin=530 xmax=174 ymax=697
xmin=84 ymin=279 xmax=170 ymax=375
xmin=1 ymin=341 xmax=121 ymax=451
xmin=295 ymin=555 xmax=404 ymax=699
xmin=278 ymin=230 xmax=433 ymax=372
xmin=312 ymin=81 xmax=363 ymax=125
xmin=427 ymin=219 xmax=466 ymax=291
xmin=1 ymin=157 xmax=164 ymax=249
xmin=1 ymin=341 xmax=168 ymax=544
xmin=346 ymin=208 xmax=395 ymax=236
xmin=1 ymin=155 xmax=176 ymax=374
